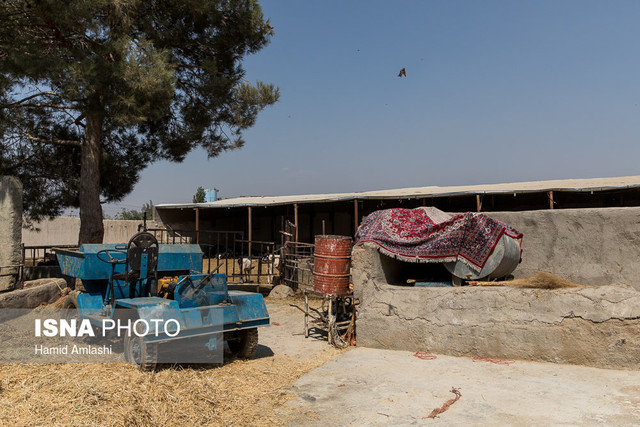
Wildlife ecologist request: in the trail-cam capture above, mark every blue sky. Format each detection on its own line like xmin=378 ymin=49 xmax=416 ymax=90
xmin=104 ymin=0 xmax=640 ymax=215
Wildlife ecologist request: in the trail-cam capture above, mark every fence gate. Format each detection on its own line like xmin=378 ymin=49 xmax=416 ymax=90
xmin=281 ymin=220 xmax=315 ymax=291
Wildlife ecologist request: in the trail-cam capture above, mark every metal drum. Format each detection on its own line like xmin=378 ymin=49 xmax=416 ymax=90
xmin=313 ymin=235 xmax=353 ymax=295
xmin=444 ymin=233 xmax=521 ymax=282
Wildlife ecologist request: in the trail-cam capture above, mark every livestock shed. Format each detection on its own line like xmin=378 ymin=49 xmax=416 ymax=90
xmin=154 ymin=175 xmax=640 ymax=245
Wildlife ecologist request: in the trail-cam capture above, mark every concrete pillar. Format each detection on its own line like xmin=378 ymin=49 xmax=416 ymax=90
xmin=0 ymin=176 xmax=23 ymax=291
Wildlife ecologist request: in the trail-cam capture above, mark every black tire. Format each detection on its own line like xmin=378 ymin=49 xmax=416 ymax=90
xmin=62 ymin=292 xmax=79 ymax=320
xmin=124 ymin=322 xmax=158 ymax=371
xmin=62 ymin=292 xmax=103 ymax=342
xmin=227 ymin=328 xmax=258 ymax=359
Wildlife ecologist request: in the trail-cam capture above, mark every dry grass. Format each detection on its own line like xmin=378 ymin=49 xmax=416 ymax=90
xmin=0 ymin=349 xmax=344 ymax=426
xmin=469 ymin=272 xmax=585 ymax=289
xmin=0 ymin=298 xmax=345 ymax=425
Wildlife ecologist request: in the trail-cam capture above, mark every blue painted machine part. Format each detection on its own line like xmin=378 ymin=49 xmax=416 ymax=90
xmin=174 ymin=273 xmax=230 ymax=308
xmin=55 ymin=244 xmax=204 ymax=281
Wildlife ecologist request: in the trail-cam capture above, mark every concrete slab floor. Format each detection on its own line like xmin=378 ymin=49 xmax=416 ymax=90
xmin=285 ymin=347 xmax=640 ymax=426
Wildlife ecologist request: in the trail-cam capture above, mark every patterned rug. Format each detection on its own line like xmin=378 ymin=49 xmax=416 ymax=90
xmin=354 ymin=207 xmax=522 ymax=272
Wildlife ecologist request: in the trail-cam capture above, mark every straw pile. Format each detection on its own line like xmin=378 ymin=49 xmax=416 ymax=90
xmin=0 ymin=297 xmax=345 ymax=425
xmin=0 ymin=350 xmax=343 ymax=426
xmin=469 ymin=272 xmax=585 ymax=289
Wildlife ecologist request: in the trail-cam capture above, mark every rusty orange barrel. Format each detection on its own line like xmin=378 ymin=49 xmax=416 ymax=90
xmin=313 ymin=235 xmax=353 ymax=295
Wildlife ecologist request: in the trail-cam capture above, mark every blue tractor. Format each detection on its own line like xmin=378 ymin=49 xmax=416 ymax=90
xmin=54 ymin=232 xmax=269 ymax=370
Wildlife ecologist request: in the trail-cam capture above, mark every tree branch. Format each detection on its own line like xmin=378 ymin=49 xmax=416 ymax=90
xmin=1 ymin=91 xmax=69 ymax=108
xmin=24 ymin=132 xmax=82 ymax=147
xmin=6 ymin=102 xmax=76 ymax=110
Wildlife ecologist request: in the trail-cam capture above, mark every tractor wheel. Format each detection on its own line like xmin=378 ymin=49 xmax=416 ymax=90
xmin=62 ymin=292 xmax=79 ymax=321
xmin=227 ymin=328 xmax=258 ymax=359
xmin=124 ymin=322 xmax=158 ymax=372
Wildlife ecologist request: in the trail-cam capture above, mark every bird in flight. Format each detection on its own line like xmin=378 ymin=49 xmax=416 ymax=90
xmin=398 ymin=68 xmax=406 ymax=77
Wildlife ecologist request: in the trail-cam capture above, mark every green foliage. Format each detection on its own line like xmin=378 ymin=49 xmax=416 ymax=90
xmin=114 ymin=207 xmax=143 ymax=220
xmin=141 ymin=200 xmax=153 ymax=218
xmin=193 ymin=186 xmax=206 ymax=203
xmin=0 ymin=0 xmax=279 ymax=221
xmin=113 ymin=200 xmax=153 ymax=220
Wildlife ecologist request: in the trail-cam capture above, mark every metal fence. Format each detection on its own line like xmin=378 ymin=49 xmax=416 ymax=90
xmin=282 ymin=241 xmax=315 ymax=291
xmin=147 ymin=228 xmax=279 ymax=285
xmin=19 ymin=244 xmax=78 ymax=283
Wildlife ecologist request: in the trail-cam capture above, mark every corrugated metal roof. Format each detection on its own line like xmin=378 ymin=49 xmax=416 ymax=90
xmin=156 ymin=175 xmax=640 ymax=210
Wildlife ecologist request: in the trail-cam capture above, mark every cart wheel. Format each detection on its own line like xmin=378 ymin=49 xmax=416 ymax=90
xmin=124 ymin=322 xmax=157 ymax=371
xmin=227 ymin=328 xmax=258 ymax=359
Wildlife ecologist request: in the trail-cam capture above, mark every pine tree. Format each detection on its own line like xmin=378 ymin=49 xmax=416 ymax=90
xmin=0 ymin=0 xmax=279 ymax=243
xmin=193 ymin=187 xmax=206 ymax=203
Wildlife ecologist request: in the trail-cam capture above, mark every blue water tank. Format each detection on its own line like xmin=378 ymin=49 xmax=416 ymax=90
xmin=204 ymin=188 xmax=218 ymax=202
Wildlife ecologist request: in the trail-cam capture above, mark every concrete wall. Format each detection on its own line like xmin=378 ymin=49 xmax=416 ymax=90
xmin=488 ymin=207 xmax=640 ymax=288
xmin=0 ymin=177 xmax=23 ymax=291
xmin=22 ymin=218 xmax=153 ymax=246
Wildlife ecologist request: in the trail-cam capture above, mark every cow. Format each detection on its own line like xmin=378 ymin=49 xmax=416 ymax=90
xmin=262 ymin=254 xmax=281 ymax=284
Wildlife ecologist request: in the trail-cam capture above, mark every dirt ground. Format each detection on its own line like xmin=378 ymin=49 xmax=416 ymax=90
xmin=285 ymin=348 xmax=640 ymax=426
xmin=0 ymin=296 xmax=344 ymax=426
xmin=2 ymin=294 xmax=640 ymax=426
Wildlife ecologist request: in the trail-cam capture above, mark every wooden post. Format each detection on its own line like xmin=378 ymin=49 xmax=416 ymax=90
xmin=354 ymin=199 xmax=359 ymax=234
xmin=548 ymin=191 xmax=554 ymax=210
xmin=248 ymin=206 xmax=253 ymax=256
xmin=294 ymin=203 xmax=299 ymax=243
xmin=194 ymin=207 xmax=200 ymax=244
xmin=476 ymin=195 xmax=482 ymax=212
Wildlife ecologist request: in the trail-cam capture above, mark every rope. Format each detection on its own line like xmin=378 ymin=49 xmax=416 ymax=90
xmin=424 ymin=387 xmax=461 ymax=419
xmin=53 ymin=280 xmax=66 ymax=294
xmin=413 ymin=351 xmax=437 ymax=360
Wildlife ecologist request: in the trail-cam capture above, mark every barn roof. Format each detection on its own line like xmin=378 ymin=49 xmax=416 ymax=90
xmin=155 ymin=175 xmax=640 ymax=210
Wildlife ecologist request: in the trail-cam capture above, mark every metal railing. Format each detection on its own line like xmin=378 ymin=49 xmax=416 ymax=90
xmin=147 ymin=228 xmax=279 ymax=285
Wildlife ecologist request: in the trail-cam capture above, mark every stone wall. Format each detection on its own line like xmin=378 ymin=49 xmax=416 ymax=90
xmin=0 ymin=177 xmax=23 ymax=291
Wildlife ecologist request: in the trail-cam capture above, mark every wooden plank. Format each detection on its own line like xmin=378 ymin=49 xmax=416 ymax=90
xmin=248 ymin=206 xmax=252 ymax=256
xmin=195 ymin=207 xmax=200 ymax=244
xmin=294 ymin=203 xmax=299 ymax=242
xmin=354 ymin=199 xmax=359 ymax=234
